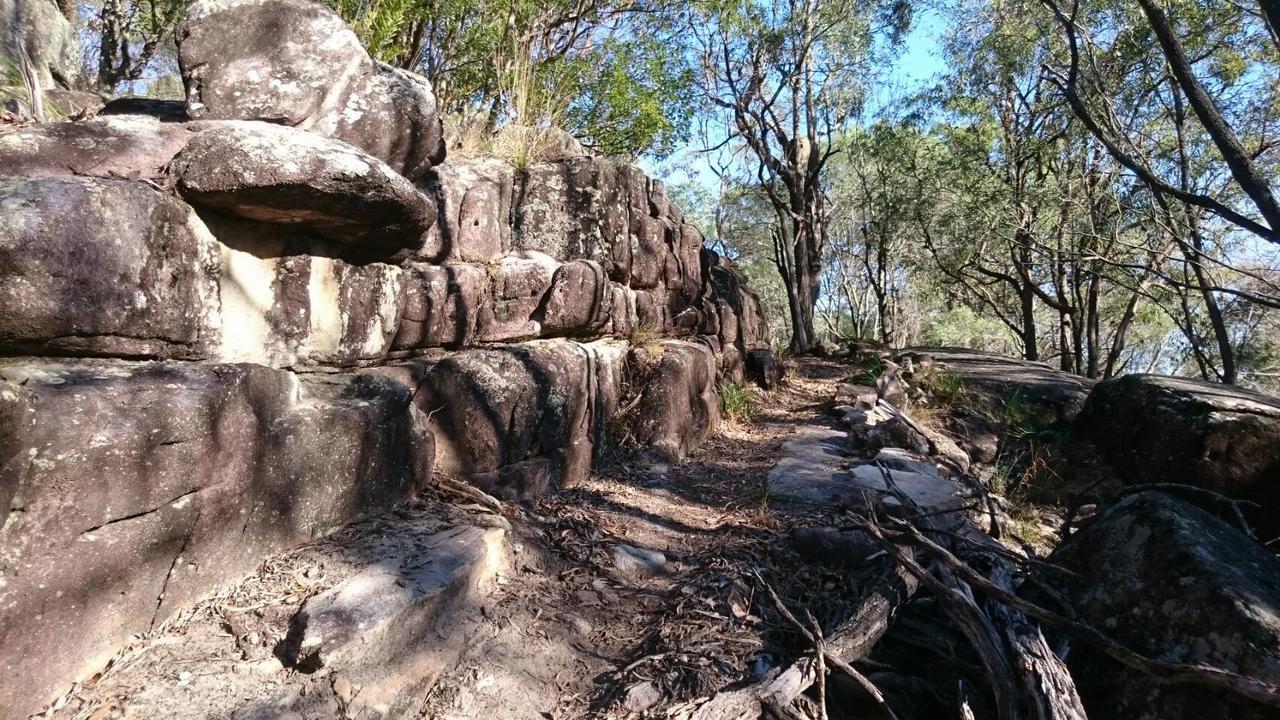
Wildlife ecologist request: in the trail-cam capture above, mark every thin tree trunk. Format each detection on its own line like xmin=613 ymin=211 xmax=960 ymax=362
xmin=1137 ymin=0 xmax=1280 ymax=233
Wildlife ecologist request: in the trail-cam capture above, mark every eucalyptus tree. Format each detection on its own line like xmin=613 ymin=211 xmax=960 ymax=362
xmin=682 ymin=0 xmax=906 ymax=353
xmin=1036 ymin=0 xmax=1280 ymax=382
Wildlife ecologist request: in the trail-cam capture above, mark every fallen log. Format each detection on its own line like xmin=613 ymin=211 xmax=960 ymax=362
xmin=667 ymin=562 xmax=919 ymax=720
xmin=871 ymin=466 xmax=1088 ymax=720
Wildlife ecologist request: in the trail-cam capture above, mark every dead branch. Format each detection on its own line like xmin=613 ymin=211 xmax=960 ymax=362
xmin=870 ymin=515 xmax=1280 ymax=709
xmin=668 ymin=563 xmax=917 ymax=720
xmin=872 ymin=467 xmax=1087 ymax=720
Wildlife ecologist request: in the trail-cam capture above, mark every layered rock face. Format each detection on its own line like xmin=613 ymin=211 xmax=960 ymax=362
xmin=0 ymin=0 xmax=772 ymax=713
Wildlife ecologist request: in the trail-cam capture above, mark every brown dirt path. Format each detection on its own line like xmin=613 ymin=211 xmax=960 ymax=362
xmin=419 ymin=358 xmax=853 ymax=719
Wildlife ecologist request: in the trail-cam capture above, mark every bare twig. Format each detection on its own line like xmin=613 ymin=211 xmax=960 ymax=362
xmin=869 ymin=516 xmax=1280 ymax=708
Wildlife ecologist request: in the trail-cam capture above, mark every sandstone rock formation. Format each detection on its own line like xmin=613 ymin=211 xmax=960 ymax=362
xmin=0 ymin=0 xmax=774 ymax=712
xmin=1049 ymin=491 xmax=1280 ymax=720
xmin=1076 ymin=374 xmax=1280 ymax=534
xmin=1 ymin=0 xmax=78 ymax=89
xmin=176 ymin=0 xmax=445 ymax=180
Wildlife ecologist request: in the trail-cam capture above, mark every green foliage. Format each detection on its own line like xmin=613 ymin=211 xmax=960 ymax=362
xmin=324 ymin=0 xmax=693 ymax=158
xmin=848 ymin=356 xmax=885 ymax=384
xmin=928 ymin=373 xmax=970 ymax=407
xmin=719 ymin=381 xmax=757 ymax=422
xmin=562 ymin=36 xmax=695 ymax=158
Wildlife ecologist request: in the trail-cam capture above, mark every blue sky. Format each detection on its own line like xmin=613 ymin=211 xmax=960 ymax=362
xmin=643 ymin=9 xmax=946 ymax=192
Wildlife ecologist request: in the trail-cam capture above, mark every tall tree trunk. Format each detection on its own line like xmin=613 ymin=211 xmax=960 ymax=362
xmin=97 ymin=0 xmax=126 ymax=93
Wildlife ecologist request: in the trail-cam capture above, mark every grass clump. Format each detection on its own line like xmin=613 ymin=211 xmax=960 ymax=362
xmin=928 ymin=372 xmax=970 ymax=407
xmin=719 ymin=381 xmax=757 ymax=422
xmin=628 ymin=321 xmax=665 ymax=354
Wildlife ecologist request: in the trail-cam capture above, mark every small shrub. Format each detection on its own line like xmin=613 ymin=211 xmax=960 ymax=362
xmin=720 ymin=381 xmax=756 ymax=422
xmin=848 ymin=356 xmax=885 ymax=384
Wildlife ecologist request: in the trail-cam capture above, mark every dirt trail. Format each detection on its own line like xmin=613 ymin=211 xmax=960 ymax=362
xmin=45 ymin=359 xmax=856 ymax=720
xmin=420 ymin=358 xmax=850 ymax=719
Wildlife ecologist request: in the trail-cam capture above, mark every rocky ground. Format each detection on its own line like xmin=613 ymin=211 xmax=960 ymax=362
xmin=38 ymin=359 xmax=843 ymax=720
xmin=28 ymin=348 xmax=1280 ymax=720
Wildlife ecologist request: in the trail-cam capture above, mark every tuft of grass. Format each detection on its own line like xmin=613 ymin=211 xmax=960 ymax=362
xmin=929 ymin=373 xmax=970 ymax=407
xmin=441 ymin=113 xmax=582 ymax=169
xmin=719 ymin=381 xmax=757 ymax=422
xmin=1006 ymin=513 xmax=1056 ymax=549
xmin=628 ymin=321 xmax=665 ymax=354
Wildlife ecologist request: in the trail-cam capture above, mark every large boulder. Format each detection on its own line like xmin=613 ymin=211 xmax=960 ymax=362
xmin=1048 ymin=491 xmax=1280 ymax=720
xmin=1075 ymin=374 xmax=1280 ymax=534
xmin=0 ymin=176 xmax=221 ymax=359
xmin=171 ymin=121 xmax=435 ymax=256
xmin=1 ymin=0 xmax=78 ymax=89
xmin=0 ymin=359 xmax=433 ymax=716
xmin=911 ymin=347 xmax=1094 ymax=425
xmin=386 ymin=339 xmax=626 ymax=498
xmin=629 ymin=340 xmax=721 ymax=461
xmin=176 ymin=0 xmax=444 ymax=180
xmin=0 ymin=115 xmax=202 ymax=178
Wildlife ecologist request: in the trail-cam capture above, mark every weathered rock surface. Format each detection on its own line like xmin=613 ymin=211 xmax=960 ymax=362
xmin=475 ymin=251 xmax=559 ymax=342
xmin=1075 ymin=374 xmax=1280 ymax=534
xmin=283 ymin=526 xmax=505 ymax=715
xmin=1048 ymin=491 xmax=1280 ymax=720
xmin=514 ymin=157 xmax=640 ymax=279
xmin=172 ymin=121 xmax=435 ymax=255
xmin=213 ymin=227 xmax=408 ymax=367
xmin=419 ymin=159 xmax=514 ymax=263
xmin=766 ymin=425 xmax=851 ymax=505
xmin=0 ymin=358 xmax=433 ymax=715
xmin=0 ymin=176 xmax=221 ymax=359
xmin=908 ymin=347 xmax=1094 ymax=425
xmin=386 ymin=339 xmax=627 ymax=498
xmin=0 ymin=0 xmax=78 ymax=89
xmin=393 ymin=262 xmax=487 ymax=350
xmin=629 ymin=341 xmax=721 ymax=461
xmin=176 ymin=0 xmax=444 ymax=180
xmin=0 ymin=115 xmax=202 ymax=178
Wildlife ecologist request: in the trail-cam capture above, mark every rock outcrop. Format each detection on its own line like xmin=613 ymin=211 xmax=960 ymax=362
xmin=0 ymin=0 xmax=775 ymax=712
xmin=1075 ymin=374 xmax=1280 ymax=534
xmin=1048 ymin=491 xmax=1280 ymax=720
xmin=176 ymin=0 xmax=445 ymax=180
xmin=1 ymin=0 xmax=78 ymax=89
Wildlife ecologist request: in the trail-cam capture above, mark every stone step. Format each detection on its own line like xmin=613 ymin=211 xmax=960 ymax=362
xmin=281 ymin=526 xmax=507 ymax=717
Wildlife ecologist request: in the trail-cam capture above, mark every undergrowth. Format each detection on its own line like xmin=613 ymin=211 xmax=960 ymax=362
xmin=928 ymin=372 xmax=970 ymax=406
xmin=719 ymin=381 xmax=756 ymax=422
